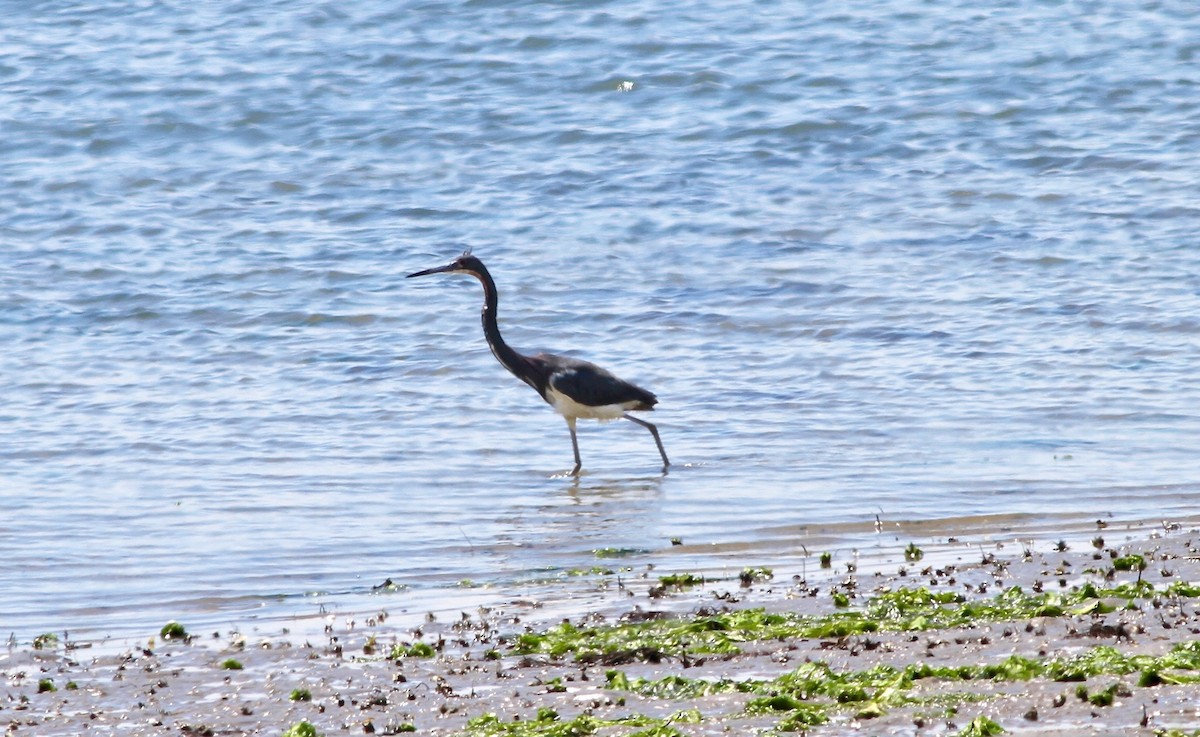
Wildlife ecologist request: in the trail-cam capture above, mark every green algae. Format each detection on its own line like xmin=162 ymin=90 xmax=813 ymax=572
xmin=464 ymin=711 xmax=690 ymax=737
xmin=512 ymin=582 xmax=1198 ymax=662
xmin=772 ymin=705 xmax=829 ymax=731
xmin=658 ymin=573 xmax=705 ymax=588
xmin=601 ymin=641 xmax=1200 ymax=731
xmin=1085 ymin=682 xmax=1123 ymax=707
xmin=1112 ymin=554 xmax=1147 ymax=572
xmin=497 ymin=573 xmax=1200 ymax=734
xmin=391 ymin=641 xmax=436 ymax=659
xmin=593 ymin=547 xmax=646 ymax=559
xmin=652 ymin=568 xmax=773 ymax=592
xmin=160 ymin=620 xmax=188 ymax=641
xmin=957 ymin=715 xmax=1005 ymax=736
xmin=606 ymin=670 xmax=733 ymax=700
xmin=281 ymin=722 xmax=322 ymax=737
xmin=564 ymin=566 xmax=616 ymax=576
xmin=746 ymin=694 xmax=815 ymax=713
xmin=513 ymin=608 xmax=804 ymax=660
xmin=740 ymin=567 xmax=774 ymax=583
xmin=289 ymin=688 xmax=312 ymax=702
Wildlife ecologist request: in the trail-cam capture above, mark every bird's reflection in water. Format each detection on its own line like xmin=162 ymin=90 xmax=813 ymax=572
xmin=494 ymin=471 xmax=668 ymax=554
xmin=562 ymin=470 xmax=667 ymax=504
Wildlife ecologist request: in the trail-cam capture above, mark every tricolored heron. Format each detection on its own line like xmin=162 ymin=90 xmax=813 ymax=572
xmin=407 ymin=253 xmax=670 ymax=475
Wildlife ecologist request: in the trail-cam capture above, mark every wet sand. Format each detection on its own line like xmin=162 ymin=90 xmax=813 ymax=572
xmin=6 ymin=514 xmax=1200 ymax=736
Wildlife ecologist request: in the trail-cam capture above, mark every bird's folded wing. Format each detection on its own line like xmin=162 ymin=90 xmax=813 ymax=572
xmin=548 ymin=362 xmax=657 ymax=409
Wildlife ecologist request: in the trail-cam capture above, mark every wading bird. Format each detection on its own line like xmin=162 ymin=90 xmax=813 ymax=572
xmin=407 ymin=252 xmax=670 ymax=475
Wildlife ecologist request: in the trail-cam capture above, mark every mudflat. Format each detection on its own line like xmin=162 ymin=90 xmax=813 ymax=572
xmin=6 ymin=516 xmax=1200 ymax=736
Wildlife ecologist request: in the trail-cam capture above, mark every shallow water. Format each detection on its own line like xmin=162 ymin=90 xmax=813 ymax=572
xmin=2 ymin=0 xmax=1199 ymax=642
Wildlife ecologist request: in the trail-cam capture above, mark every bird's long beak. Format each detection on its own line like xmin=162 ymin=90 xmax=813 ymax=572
xmin=406 ymin=262 xmax=457 ymax=278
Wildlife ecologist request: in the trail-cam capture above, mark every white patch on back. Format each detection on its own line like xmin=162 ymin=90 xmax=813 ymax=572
xmin=546 ymin=386 xmax=636 ymax=421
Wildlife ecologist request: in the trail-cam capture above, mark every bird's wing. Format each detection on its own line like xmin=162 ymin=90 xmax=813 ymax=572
xmin=543 ymin=355 xmax=657 ymax=410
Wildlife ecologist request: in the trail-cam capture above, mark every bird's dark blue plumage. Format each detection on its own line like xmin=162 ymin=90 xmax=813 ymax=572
xmin=407 ymin=253 xmax=669 ymax=474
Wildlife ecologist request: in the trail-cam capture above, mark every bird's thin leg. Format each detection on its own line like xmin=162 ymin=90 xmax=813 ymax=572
xmin=623 ymin=414 xmax=670 ymax=470
xmin=566 ymin=417 xmax=582 ymax=475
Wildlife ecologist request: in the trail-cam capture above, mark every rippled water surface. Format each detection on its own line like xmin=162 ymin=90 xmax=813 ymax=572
xmin=3 ymin=1 xmax=1199 ymax=642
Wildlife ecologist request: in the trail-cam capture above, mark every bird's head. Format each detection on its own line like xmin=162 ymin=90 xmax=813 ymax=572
xmin=406 ymin=250 xmax=487 ymax=280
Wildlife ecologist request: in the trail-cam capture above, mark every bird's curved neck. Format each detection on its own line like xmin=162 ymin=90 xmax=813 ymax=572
xmin=474 ymin=267 xmax=529 ymax=380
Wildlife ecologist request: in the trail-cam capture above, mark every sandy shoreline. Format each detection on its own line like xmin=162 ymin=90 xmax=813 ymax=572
xmin=6 ymin=515 xmax=1200 ymax=736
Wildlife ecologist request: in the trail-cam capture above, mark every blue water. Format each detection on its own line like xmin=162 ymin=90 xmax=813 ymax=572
xmin=3 ymin=0 xmax=1199 ymax=643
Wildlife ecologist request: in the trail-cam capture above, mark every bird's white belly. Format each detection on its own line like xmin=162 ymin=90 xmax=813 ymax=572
xmin=546 ymin=387 xmax=631 ymax=422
